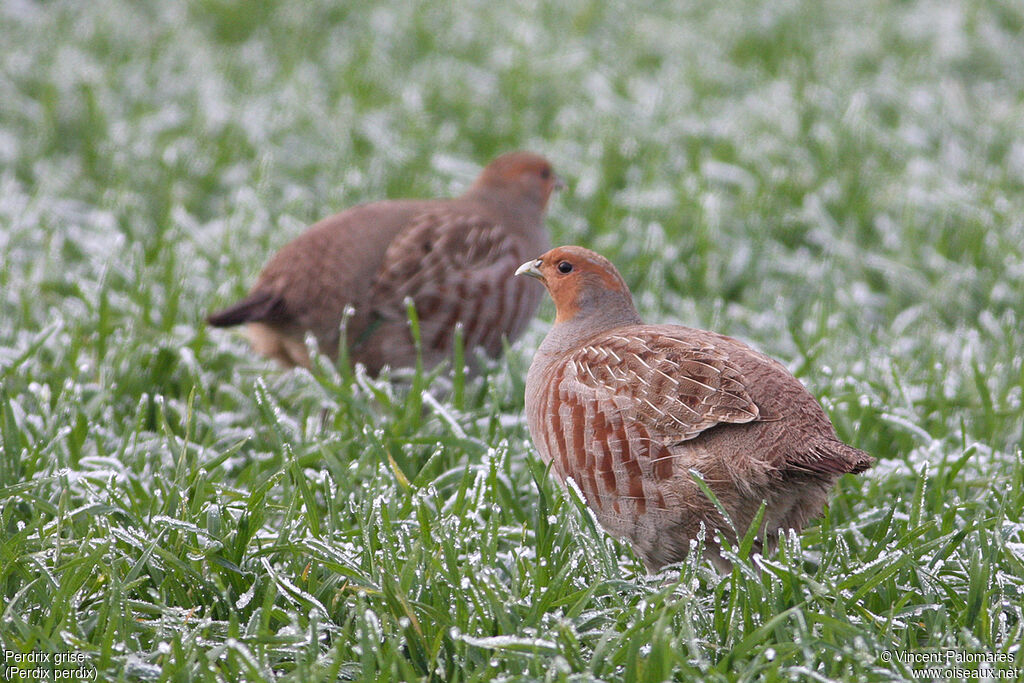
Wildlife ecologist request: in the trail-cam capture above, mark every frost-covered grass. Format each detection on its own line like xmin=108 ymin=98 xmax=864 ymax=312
xmin=2 ymin=0 xmax=1024 ymax=680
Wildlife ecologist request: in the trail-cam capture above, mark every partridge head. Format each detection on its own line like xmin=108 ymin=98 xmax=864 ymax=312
xmin=517 ymin=246 xmax=873 ymax=572
xmin=207 ymin=152 xmax=562 ymax=373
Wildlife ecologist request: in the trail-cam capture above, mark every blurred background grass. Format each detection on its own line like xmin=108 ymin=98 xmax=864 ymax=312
xmin=1 ymin=0 xmax=1023 ymax=680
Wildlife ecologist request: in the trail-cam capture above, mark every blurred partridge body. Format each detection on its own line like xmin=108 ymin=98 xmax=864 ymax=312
xmin=207 ymin=152 xmax=560 ymax=373
xmin=517 ymin=246 xmax=873 ymax=572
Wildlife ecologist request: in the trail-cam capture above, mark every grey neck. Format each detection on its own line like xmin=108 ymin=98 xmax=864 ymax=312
xmin=537 ymin=307 xmax=643 ymax=359
xmin=464 ymin=185 xmax=543 ymax=222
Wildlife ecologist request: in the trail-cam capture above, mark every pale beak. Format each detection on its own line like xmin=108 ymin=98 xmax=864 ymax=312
xmin=515 ymin=258 xmax=544 ymax=279
xmin=552 ymin=175 xmax=566 ymax=192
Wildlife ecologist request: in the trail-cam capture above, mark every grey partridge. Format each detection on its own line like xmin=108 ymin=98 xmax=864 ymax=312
xmin=208 ymin=152 xmax=561 ymax=373
xmin=517 ymin=246 xmax=873 ymax=572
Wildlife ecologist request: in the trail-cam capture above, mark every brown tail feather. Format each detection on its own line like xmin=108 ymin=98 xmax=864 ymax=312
xmin=788 ymin=440 xmax=875 ymax=475
xmin=206 ymin=290 xmax=284 ymax=327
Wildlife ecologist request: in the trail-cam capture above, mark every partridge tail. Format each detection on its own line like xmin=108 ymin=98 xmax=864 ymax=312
xmin=206 ymin=290 xmax=284 ymax=327
xmin=788 ymin=440 xmax=875 ymax=475
xmin=835 ymin=442 xmax=875 ymax=474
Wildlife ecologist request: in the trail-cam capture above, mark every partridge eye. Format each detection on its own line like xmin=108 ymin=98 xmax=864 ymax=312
xmin=540 ymin=167 xmax=551 ymax=179
xmin=557 ymin=261 xmax=573 ymax=274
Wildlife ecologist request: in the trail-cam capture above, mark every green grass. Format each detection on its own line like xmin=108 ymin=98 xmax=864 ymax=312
xmin=2 ymin=0 xmax=1024 ymax=680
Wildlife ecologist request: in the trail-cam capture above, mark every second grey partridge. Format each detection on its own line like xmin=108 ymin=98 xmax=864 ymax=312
xmin=517 ymin=246 xmax=873 ymax=572
xmin=208 ymin=151 xmax=561 ymax=373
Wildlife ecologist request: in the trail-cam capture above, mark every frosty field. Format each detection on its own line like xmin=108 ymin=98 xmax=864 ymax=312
xmin=2 ymin=0 xmax=1023 ymax=680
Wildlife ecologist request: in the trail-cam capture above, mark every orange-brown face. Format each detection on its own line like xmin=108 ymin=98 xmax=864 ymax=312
xmin=515 ymin=246 xmax=630 ymax=322
xmin=479 ymin=151 xmax=564 ymax=206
